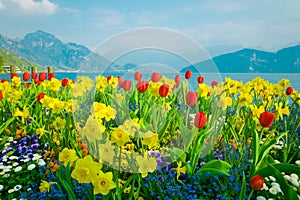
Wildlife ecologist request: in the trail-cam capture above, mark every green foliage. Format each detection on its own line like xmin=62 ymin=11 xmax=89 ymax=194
xmin=0 ymin=47 xmax=44 ymax=72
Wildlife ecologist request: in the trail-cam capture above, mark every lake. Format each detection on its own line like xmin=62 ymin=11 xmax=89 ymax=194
xmin=1 ymin=72 xmax=299 ymax=91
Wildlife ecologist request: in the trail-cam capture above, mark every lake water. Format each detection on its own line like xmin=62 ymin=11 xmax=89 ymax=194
xmin=1 ymin=72 xmax=299 ymax=91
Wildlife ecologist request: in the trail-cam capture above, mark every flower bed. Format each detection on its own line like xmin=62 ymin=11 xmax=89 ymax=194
xmin=0 ymin=71 xmax=299 ymax=200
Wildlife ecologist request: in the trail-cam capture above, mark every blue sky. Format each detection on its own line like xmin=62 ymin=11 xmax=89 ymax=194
xmin=1 ymin=0 xmax=300 ymax=53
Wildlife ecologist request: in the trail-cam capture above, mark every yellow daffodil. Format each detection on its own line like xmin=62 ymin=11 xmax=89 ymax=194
xmin=81 ymin=115 xmax=106 ymax=142
xmin=136 ymin=154 xmax=157 ymax=178
xmin=13 ymin=107 xmax=30 ymax=123
xmin=142 ymin=131 xmax=159 ymax=149
xmin=36 ymin=126 xmax=46 ymax=138
xmin=92 ymin=171 xmax=116 ymax=195
xmin=275 ymin=102 xmax=290 ymax=120
xmin=96 ymin=75 xmax=108 ymax=92
xmin=197 ymin=84 xmax=209 ymax=97
xmin=108 ymin=76 xmax=119 ymax=89
xmin=39 ymin=180 xmax=56 ymax=193
xmin=12 ymin=76 xmax=21 ymax=88
xmin=171 ymin=161 xmax=186 ymax=179
xmin=110 ymin=126 xmax=131 ymax=147
xmin=238 ymin=92 xmax=252 ymax=106
xmin=58 ymin=148 xmax=79 ymax=167
xmin=71 ymin=155 xmax=102 ymax=183
xmin=98 ymin=141 xmax=117 ymax=164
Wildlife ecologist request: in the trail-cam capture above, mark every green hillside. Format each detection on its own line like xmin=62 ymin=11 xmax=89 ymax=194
xmin=0 ymin=48 xmax=44 ymax=73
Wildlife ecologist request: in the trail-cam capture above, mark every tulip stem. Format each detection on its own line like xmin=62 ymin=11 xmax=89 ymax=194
xmin=247 ymin=189 xmax=254 ymax=200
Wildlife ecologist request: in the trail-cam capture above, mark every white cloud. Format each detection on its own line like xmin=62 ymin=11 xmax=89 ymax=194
xmin=11 ymin=0 xmax=57 ymax=15
xmin=0 ymin=0 xmax=5 ymax=10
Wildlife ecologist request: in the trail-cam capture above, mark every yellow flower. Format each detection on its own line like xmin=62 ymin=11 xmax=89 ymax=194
xmin=12 ymin=76 xmax=21 ymax=87
xmin=36 ymin=126 xmax=46 ymax=138
xmin=81 ymin=115 xmax=106 ymax=142
xmin=162 ymin=102 xmax=171 ymax=112
xmin=39 ymin=180 xmax=56 ymax=193
xmin=110 ymin=126 xmax=131 ymax=147
xmin=96 ymin=75 xmax=108 ymax=92
xmin=136 ymin=154 xmax=157 ymax=178
xmin=277 ymin=79 xmax=290 ymax=89
xmin=54 ymin=117 xmax=66 ymax=130
xmin=142 ymin=131 xmax=159 ymax=149
xmin=171 ymin=161 xmax=186 ymax=179
xmin=122 ymin=119 xmax=140 ymax=136
xmin=197 ymin=84 xmax=209 ymax=97
xmin=275 ymin=102 xmax=290 ymax=120
xmin=49 ymin=78 xmax=61 ymax=92
xmin=71 ymin=155 xmax=102 ymax=183
xmin=72 ymin=83 xmax=85 ymax=98
xmin=238 ymin=92 xmax=252 ymax=106
xmin=217 ymin=94 xmax=232 ymax=110
xmin=108 ymin=76 xmax=119 ymax=89
xmin=13 ymin=107 xmax=30 ymax=123
xmin=249 ymin=105 xmax=265 ymax=118
xmin=92 ymin=171 xmax=116 ymax=195
xmin=98 ymin=141 xmax=117 ymax=164
xmin=58 ymin=148 xmax=79 ymax=167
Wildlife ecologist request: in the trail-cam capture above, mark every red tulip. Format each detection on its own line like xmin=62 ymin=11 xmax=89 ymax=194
xmin=123 ymin=80 xmax=132 ymax=91
xmin=62 ymin=78 xmax=69 ymax=87
xmin=211 ymin=81 xmax=218 ymax=87
xmin=1 ymin=79 xmax=9 ymax=83
xmin=23 ymin=72 xmax=30 ymax=81
xmin=34 ymin=78 xmax=40 ymax=84
xmin=37 ymin=93 xmax=45 ymax=104
xmin=151 ymin=72 xmax=161 ymax=82
xmin=250 ymin=175 xmax=264 ymax=190
xmin=259 ymin=111 xmax=275 ymax=127
xmin=11 ymin=73 xmax=18 ymax=79
xmin=186 ymin=91 xmax=198 ymax=106
xmin=31 ymin=72 xmax=37 ymax=79
xmin=185 ymin=70 xmax=192 ymax=79
xmin=175 ymin=74 xmax=181 ymax=88
xmin=0 ymin=91 xmax=3 ymax=101
xmin=39 ymin=72 xmax=47 ymax=82
xmin=134 ymin=72 xmax=142 ymax=81
xmin=117 ymin=76 xmax=122 ymax=84
xmin=136 ymin=81 xmax=149 ymax=93
xmin=197 ymin=76 xmax=204 ymax=84
xmin=159 ymin=84 xmax=169 ymax=97
xmin=286 ymin=87 xmax=293 ymax=95
xmin=194 ymin=112 xmax=207 ymax=128
xmin=25 ymin=83 xmax=31 ymax=88
xmin=48 ymin=72 xmax=55 ymax=80
xmin=107 ymin=76 xmax=112 ymax=82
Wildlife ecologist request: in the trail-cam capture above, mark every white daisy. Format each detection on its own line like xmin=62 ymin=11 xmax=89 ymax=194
xmin=27 ymin=163 xmax=36 ymax=171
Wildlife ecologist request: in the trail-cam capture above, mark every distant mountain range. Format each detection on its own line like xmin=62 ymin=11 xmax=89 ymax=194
xmin=181 ymin=46 xmax=300 ymax=73
xmin=0 ymin=30 xmax=300 ymax=73
xmin=0 ymin=30 xmax=109 ymax=72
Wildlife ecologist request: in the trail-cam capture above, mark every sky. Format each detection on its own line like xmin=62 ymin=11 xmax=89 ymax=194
xmin=1 ymin=0 xmax=300 ymax=54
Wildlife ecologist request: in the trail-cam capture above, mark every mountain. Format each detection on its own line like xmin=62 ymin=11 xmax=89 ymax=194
xmin=180 ymin=46 xmax=300 ymax=73
xmin=0 ymin=31 xmax=109 ymax=72
xmin=0 ymin=48 xmax=43 ymax=72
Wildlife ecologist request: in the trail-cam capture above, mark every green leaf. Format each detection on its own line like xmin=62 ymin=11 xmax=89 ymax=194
xmin=200 ymin=160 xmax=231 ymax=174
xmin=170 ymin=148 xmax=186 ymax=162
xmin=239 ymin=171 xmax=246 ymax=200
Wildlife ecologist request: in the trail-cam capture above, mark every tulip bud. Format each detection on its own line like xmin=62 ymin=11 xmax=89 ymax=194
xmin=286 ymin=87 xmax=293 ymax=95
xmin=11 ymin=73 xmax=18 ymax=79
xmin=0 ymin=91 xmax=3 ymax=101
xmin=194 ymin=112 xmax=207 ymax=128
xmin=151 ymin=72 xmax=161 ymax=82
xmin=197 ymin=76 xmax=204 ymax=84
xmin=259 ymin=111 xmax=275 ymax=127
xmin=134 ymin=72 xmax=142 ymax=81
xmin=175 ymin=74 xmax=181 ymax=88
xmin=61 ymin=78 xmax=69 ymax=87
xmin=185 ymin=70 xmax=192 ymax=79
xmin=211 ymin=81 xmax=218 ymax=87
xmin=159 ymin=84 xmax=169 ymax=97
xmin=31 ymin=72 xmax=37 ymax=79
xmin=123 ymin=80 xmax=132 ymax=91
xmin=48 ymin=72 xmax=55 ymax=80
xmin=23 ymin=72 xmax=30 ymax=81
xmin=136 ymin=81 xmax=149 ymax=93
xmin=250 ymin=175 xmax=264 ymax=190
xmin=186 ymin=91 xmax=198 ymax=106
xmin=107 ymin=76 xmax=112 ymax=82
xmin=37 ymin=93 xmax=45 ymax=104
xmin=1 ymin=79 xmax=9 ymax=83
xmin=39 ymin=72 xmax=47 ymax=82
